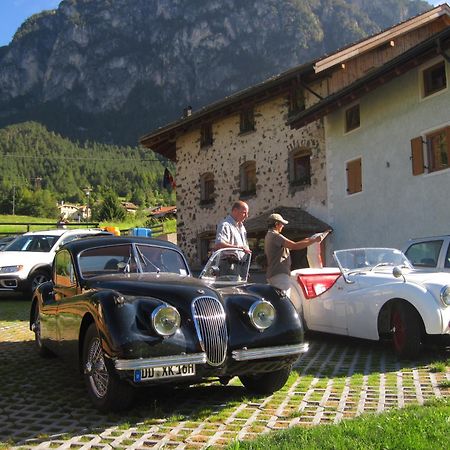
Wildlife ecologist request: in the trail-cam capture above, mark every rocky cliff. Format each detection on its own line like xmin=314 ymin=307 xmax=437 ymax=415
xmin=0 ymin=0 xmax=431 ymax=145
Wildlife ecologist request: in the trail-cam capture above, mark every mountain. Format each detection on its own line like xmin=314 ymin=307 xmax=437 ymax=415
xmin=0 ymin=0 xmax=432 ymax=146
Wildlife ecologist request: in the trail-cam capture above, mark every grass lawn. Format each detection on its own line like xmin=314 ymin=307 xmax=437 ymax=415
xmin=0 ymin=214 xmax=176 ymax=236
xmin=227 ymin=398 xmax=450 ymax=449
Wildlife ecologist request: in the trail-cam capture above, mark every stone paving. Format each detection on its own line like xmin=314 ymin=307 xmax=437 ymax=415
xmin=0 ymin=312 xmax=449 ymax=449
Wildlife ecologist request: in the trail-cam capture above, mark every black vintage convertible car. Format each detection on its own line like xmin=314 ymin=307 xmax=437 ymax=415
xmin=30 ymin=236 xmax=307 ymax=411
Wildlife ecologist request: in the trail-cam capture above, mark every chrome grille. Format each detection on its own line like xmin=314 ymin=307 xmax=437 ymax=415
xmin=191 ymin=296 xmax=228 ymax=366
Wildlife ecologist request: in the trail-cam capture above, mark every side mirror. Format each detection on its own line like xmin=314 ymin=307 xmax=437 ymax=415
xmin=392 ymin=266 xmax=405 ymax=282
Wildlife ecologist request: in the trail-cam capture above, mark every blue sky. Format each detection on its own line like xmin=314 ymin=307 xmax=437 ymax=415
xmin=0 ymin=0 xmax=444 ymax=47
xmin=0 ymin=0 xmax=61 ymax=46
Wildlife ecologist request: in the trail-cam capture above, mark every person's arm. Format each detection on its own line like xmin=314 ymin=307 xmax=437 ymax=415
xmin=213 ymin=241 xmax=251 ymax=253
xmin=283 ymin=235 xmax=321 ymax=251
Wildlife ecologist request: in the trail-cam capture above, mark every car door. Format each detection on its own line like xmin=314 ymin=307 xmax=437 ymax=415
xmin=298 ymin=270 xmax=350 ymax=335
xmin=53 ymin=250 xmax=83 ymax=359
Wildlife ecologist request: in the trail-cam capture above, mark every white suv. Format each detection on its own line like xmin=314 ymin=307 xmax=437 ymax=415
xmin=0 ymin=228 xmax=111 ymax=299
xmin=402 ymin=235 xmax=450 ymax=272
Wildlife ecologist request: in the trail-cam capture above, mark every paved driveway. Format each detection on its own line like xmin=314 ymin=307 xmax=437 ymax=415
xmin=1 ymin=303 xmax=449 ymax=449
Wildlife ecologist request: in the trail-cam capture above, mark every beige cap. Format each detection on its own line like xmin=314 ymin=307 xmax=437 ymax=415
xmin=268 ymin=213 xmax=288 ymax=225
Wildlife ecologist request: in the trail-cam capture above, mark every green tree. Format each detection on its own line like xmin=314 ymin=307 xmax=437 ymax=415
xmin=95 ymin=191 xmax=126 ymax=221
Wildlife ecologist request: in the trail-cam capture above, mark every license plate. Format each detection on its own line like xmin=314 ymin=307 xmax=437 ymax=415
xmin=134 ymin=364 xmax=196 ymax=382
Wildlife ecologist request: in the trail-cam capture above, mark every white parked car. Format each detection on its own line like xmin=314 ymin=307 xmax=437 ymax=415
xmin=402 ymin=235 xmax=450 ymax=272
xmin=289 ymin=248 xmax=450 ymax=358
xmin=0 ymin=228 xmax=111 ymax=299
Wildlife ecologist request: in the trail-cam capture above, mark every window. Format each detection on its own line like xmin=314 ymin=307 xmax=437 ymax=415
xmin=200 ymin=123 xmax=213 ymax=148
xmin=411 ymin=126 xmax=450 ymax=175
xmin=404 ymin=240 xmax=443 ymax=268
xmin=200 ymin=172 xmax=215 ymax=205
xmin=240 ymin=107 xmax=255 ymax=133
xmin=288 ymin=85 xmax=305 ymax=116
xmin=240 ymin=161 xmax=256 ymax=197
xmin=289 ymin=148 xmax=311 ymax=186
xmin=423 ymin=61 xmax=446 ymax=97
xmin=427 ymin=127 xmax=450 ymax=172
xmin=346 ymin=158 xmax=362 ymax=195
xmin=345 ymin=104 xmax=360 ymax=133
xmin=445 ymin=243 xmax=450 ymax=269
xmin=54 ymin=250 xmax=76 ymax=287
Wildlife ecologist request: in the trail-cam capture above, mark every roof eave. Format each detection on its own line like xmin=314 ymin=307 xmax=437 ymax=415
xmin=288 ymin=27 xmax=450 ymax=129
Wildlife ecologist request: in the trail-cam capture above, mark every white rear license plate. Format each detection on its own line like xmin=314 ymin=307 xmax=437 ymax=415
xmin=134 ymin=364 xmax=196 ymax=382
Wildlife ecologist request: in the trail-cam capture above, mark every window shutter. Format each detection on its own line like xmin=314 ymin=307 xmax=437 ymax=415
xmin=410 ymin=136 xmax=424 ymax=175
xmin=347 ymin=158 xmax=362 ymax=195
xmin=446 ymin=126 xmax=450 ymax=166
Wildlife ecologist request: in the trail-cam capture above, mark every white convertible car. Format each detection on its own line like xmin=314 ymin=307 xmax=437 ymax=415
xmin=289 ymin=248 xmax=450 ymax=358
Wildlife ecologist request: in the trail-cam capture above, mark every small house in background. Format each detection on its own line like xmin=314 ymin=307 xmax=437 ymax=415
xmin=58 ymin=202 xmax=88 ymax=221
xmin=148 ymin=205 xmax=177 ymax=220
xmin=121 ymin=201 xmax=138 ymax=215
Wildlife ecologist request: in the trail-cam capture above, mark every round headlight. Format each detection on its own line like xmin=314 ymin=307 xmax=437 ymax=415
xmin=440 ymin=285 xmax=450 ymax=307
xmin=151 ymin=304 xmax=181 ymax=336
xmin=249 ymin=300 xmax=276 ymax=331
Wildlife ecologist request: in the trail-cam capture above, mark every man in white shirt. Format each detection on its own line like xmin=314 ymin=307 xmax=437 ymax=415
xmin=215 ymin=201 xmax=251 ymax=278
xmin=215 ymin=200 xmax=251 ymax=253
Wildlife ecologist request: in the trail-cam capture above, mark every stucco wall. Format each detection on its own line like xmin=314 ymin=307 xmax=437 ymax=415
xmin=325 ymin=57 xmax=450 ymax=255
xmin=175 ymin=94 xmax=327 ymax=267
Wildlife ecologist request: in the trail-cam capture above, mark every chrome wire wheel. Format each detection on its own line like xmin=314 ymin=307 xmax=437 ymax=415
xmin=86 ymin=336 xmax=109 ymax=399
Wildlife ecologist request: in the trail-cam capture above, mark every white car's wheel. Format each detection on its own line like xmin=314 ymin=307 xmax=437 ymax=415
xmin=27 ymin=270 xmax=50 ymax=299
xmin=391 ymin=302 xmax=422 ymax=359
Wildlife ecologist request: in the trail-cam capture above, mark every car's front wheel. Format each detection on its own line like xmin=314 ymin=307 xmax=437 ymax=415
xmin=27 ymin=270 xmax=50 ymax=299
xmin=239 ymin=367 xmax=291 ymax=394
xmin=391 ymin=302 xmax=422 ymax=359
xmin=83 ymin=324 xmax=134 ymax=412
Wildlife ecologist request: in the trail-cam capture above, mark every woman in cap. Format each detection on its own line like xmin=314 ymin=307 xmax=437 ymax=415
xmin=264 ymin=213 xmax=321 ymax=297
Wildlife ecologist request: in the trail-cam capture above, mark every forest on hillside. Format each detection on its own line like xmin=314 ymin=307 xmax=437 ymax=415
xmin=0 ymin=122 xmax=175 ymax=218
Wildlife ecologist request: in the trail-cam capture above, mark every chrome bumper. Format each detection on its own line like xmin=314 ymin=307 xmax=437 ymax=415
xmin=232 ymin=343 xmax=309 ymax=361
xmin=114 ymin=343 xmax=309 ymax=371
xmin=114 ymin=352 xmax=207 ymax=370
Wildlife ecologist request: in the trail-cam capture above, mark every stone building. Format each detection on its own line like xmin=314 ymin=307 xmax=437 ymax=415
xmin=140 ymin=5 xmax=450 ymax=269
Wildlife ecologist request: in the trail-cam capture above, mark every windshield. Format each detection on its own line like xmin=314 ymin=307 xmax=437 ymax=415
xmin=78 ymin=243 xmax=189 ymax=278
xmin=334 ymin=248 xmax=412 ymax=272
xmin=3 ymin=235 xmax=58 ymax=252
xmin=200 ymin=248 xmax=250 ymax=282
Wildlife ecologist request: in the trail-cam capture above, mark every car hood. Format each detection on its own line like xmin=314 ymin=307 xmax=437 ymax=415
xmin=405 ymin=269 xmax=450 ymax=287
xmin=0 ymin=251 xmax=53 ymax=266
xmin=83 ymin=273 xmax=272 ymax=308
xmin=85 ymin=273 xmax=220 ymax=302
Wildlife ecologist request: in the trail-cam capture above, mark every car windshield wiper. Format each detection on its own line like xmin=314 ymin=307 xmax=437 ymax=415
xmin=136 ymin=246 xmax=160 ymax=274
